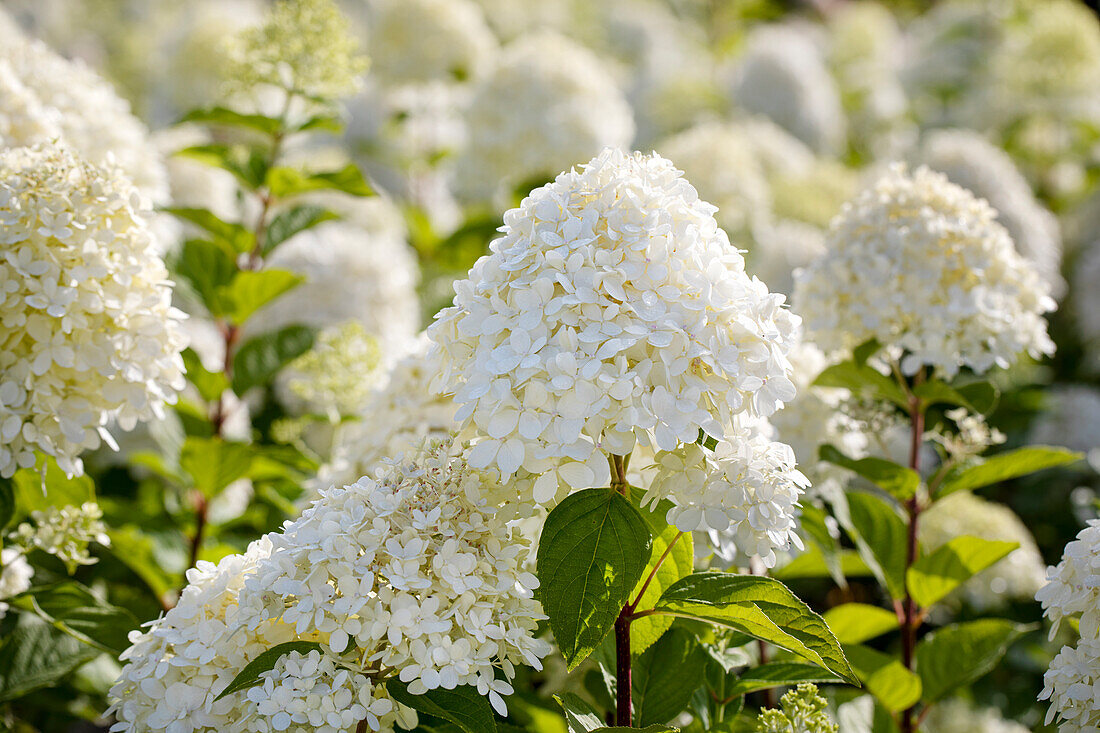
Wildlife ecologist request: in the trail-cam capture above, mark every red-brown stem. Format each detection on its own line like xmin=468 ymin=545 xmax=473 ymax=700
xmin=615 ymin=606 xmax=632 ymax=726
xmin=900 ymin=376 xmax=925 ymax=733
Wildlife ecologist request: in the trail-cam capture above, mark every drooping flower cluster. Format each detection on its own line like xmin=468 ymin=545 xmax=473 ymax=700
xmin=431 ymin=149 xmax=801 ymax=512
xmin=0 ymin=547 xmax=33 ymax=620
xmin=1037 ymin=520 xmax=1100 ymax=731
xmin=794 ymin=163 xmax=1055 ymax=377
xmin=0 ymin=144 xmax=186 ymax=478
xmin=10 ymin=501 xmax=111 ymax=573
xmin=456 ymin=33 xmax=635 ymax=201
xmin=755 ymin=683 xmax=838 ymax=733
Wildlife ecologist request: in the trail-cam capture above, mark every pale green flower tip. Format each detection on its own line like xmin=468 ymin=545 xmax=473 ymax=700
xmin=756 ymin=683 xmax=838 ymax=733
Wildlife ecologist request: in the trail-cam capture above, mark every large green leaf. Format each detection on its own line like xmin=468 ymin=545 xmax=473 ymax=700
xmin=163 ymin=207 xmax=255 ymax=254
xmin=813 ymin=361 xmax=909 ymax=410
xmin=537 ymin=489 xmax=652 ymax=670
xmin=11 ymin=457 xmax=95 ymax=523
xmin=387 ymin=680 xmax=497 ymax=733
xmin=822 ymin=603 xmax=899 ymax=645
xmin=180 ymin=437 xmax=253 ymax=497
xmin=630 ymin=524 xmax=692 ymax=655
xmin=105 ymin=527 xmax=179 ymax=602
xmin=906 ymin=536 xmax=1018 ymax=608
xmin=935 ymin=447 xmax=1081 ymax=497
xmin=266 ymin=164 xmax=373 ymax=198
xmin=263 ymin=204 xmax=340 ymax=255
xmin=220 ymin=269 xmax=304 ymax=324
xmin=915 ymin=620 xmax=1030 ymax=702
xmin=231 ymin=325 xmax=316 ymax=394
xmin=819 ymin=445 xmax=919 ymax=500
xmin=554 ymin=693 xmax=605 ymax=733
xmin=0 ymin=614 xmax=98 ymax=702
xmin=27 ymin=582 xmax=138 ymax=655
xmin=174 ymin=238 xmax=237 ymax=316
xmin=215 ymin=641 xmax=324 ymax=700
xmin=725 ymin=662 xmax=842 ymax=698
xmin=843 ymin=644 xmax=921 ymax=713
xmin=182 ymin=348 xmax=230 ymax=403
xmin=633 ymin=628 xmax=706 ymax=726
xmin=845 ymin=493 xmax=908 ymax=599
xmin=651 ymin=573 xmax=857 ymax=685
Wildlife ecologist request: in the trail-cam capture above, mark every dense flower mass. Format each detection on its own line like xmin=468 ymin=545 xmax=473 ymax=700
xmin=456 ymin=33 xmax=635 ymax=201
xmin=0 ymin=144 xmax=186 ymax=478
xmin=10 ymin=501 xmax=111 ymax=573
xmin=431 ymin=149 xmax=801 ymax=505
xmin=366 ymin=0 xmax=497 ymax=85
xmin=794 ymin=163 xmax=1055 ymax=377
xmin=1040 ymin=637 xmax=1100 ymax=733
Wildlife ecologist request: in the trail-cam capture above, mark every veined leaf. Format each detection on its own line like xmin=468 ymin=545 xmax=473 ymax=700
xmin=180 ymin=437 xmax=252 ymax=497
xmin=844 ymin=644 xmax=921 ymax=713
xmin=819 ymin=445 xmax=919 ymax=500
xmin=633 ymin=628 xmax=706 ymax=727
xmin=214 ymin=641 xmax=323 ymax=700
xmin=180 ymin=106 xmax=283 ymax=136
xmin=231 ymin=325 xmax=316 ymax=394
xmin=906 ymin=536 xmax=1018 ymax=608
xmin=220 ymin=268 xmax=304 ymax=324
xmin=387 ymin=680 xmax=497 ymax=733
xmin=813 ymin=361 xmax=909 ymax=411
xmin=915 ymin=620 xmax=1030 ymax=703
xmin=725 ymin=662 xmax=843 ymax=698
xmin=555 ymin=692 xmax=604 ymax=733
xmin=936 ymin=447 xmax=1081 ymax=497
xmin=163 ymin=207 xmax=254 ymax=254
xmin=822 ymin=603 xmax=899 ymax=645
xmin=845 ymin=492 xmax=908 ymax=599
xmin=266 ymin=164 xmax=373 ymax=198
xmin=263 ymin=204 xmax=339 ymax=254
xmin=0 ymin=614 xmax=98 ymax=703
xmin=630 ymin=523 xmax=692 ymax=655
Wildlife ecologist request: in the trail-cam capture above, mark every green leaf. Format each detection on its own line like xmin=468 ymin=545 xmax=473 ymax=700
xmin=633 ymin=628 xmax=706 ymax=726
xmin=845 ymin=492 xmax=908 ymax=599
xmin=843 ymin=644 xmax=921 ymax=714
xmin=296 ymin=113 xmax=345 ymax=133
xmin=175 ymin=144 xmax=268 ymax=190
xmin=231 ymin=325 xmax=316 ymax=394
xmin=915 ymin=620 xmax=1030 ymax=703
xmin=0 ymin=614 xmax=98 ymax=702
xmin=819 ymin=445 xmax=919 ymax=500
xmin=630 ymin=525 xmax=692 ymax=655
xmin=725 ymin=662 xmax=843 ymax=698
xmin=182 ymin=348 xmax=229 ymax=403
xmin=813 ymin=361 xmax=909 ymax=411
xmin=913 ymin=380 xmax=997 ymax=414
xmin=28 ymin=582 xmax=139 ymax=655
xmin=907 ymin=536 xmax=1018 ymax=608
xmin=214 ymin=641 xmax=323 ymax=700
xmin=387 ymin=680 xmax=497 ymax=733
xmin=652 ymin=572 xmax=857 ymax=685
xmin=772 ymin=548 xmax=872 ymax=581
xmin=555 ymin=692 xmax=605 ymax=733
xmin=263 ymin=204 xmax=340 ymax=254
xmin=164 ymin=207 xmax=255 ymax=254
xmin=266 ymin=163 xmax=373 ymax=198
xmin=180 ymin=106 xmax=283 ymax=136
xmin=936 ymin=447 xmax=1081 ymax=497
xmin=536 ymin=488 xmax=652 ymax=671
xmin=180 ymin=437 xmax=252 ymax=497
xmin=11 ymin=457 xmax=95 ymax=523
xmin=853 ymin=338 xmax=881 ymax=366
xmin=220 ymin=268 xmax=304 ymax=324
xmin=175 ymin=238 xmax=237 ymax=316
xmin=822 ymin=604 xmax=899 ymax=645
xmin=0 ymin=478 xmax=15 ymax=530
xmin=105 ymin=527 xmax=178 ymax=602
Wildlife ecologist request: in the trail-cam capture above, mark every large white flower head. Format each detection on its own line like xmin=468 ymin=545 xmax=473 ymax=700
xmin=456 ymin=32 xmax=635 ymax=202
xmin=1037 ymin=520 xmax=1100 ymax=640
xmin=366 ymin=0 xmax=497 ymax=85
xmin=242 ymin=438 xmax=550 ymax=716
xmin=0 ymin=547 xmax=33 ymax=620
xmin=793 ymin=163 xmax=1055 ymax=378
xmin=731 ymin=24 xmax=847 ymax=155
xmin=921 ymin=698 xmax=1030 ymax=733
xmin=430 ymin=149 xmax=801 ymax=507
xmin=1041 ymin=637 xmax=1100 ymax=733
xmin=0 ymin=15 xmax=168 ymax=202
xmin=0 ymin=144 xmax=186 ymax=478
xmin=920 ymin=491 xmax=1046 ymax=610
xmin=919 ymin=128 xmax=1063 ymax=294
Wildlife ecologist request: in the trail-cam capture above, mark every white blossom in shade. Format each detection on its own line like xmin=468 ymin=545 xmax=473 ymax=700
xmin=1040 ymin=637 xmax=1100 ymax=732
xmin=241 ymin=439 xmax=551 ymax=716
xmin=0 ymin=547 xmax=33 ymax=620
xmin=659 ymin=121 xmax=772 ymax=243
xmin=0 ymin=144 xmax=187 ymax=478
xmin=0 ymin=16 xmax=168 ymax=202
xmin=731 ymin=24 xmax=846 ymax=155
xmin=10 ymin=502 xmax=110 ymax=573
xmin=108 ymin=538 xmax=299 ymax=733
xmin=918 ymin=128 xmax=1064 ymax=294
xmin=920 ymin=698 xmax=1029 ymax=733
xmin=366 ymin=0 xmax=497 ymax=85
xmin=455 ymin=32 xmax=635 ymax=202
xmin=1029 ymin=386 xmax=1100 ymax=468
xmin=644 ymin=434 xmax=808 ymax=568
xmin=919 ymin=491 xmax=1046 ymax=610
xmin=430 ymin=149 xmax=801 ymax=503
xmin=1037 ymin=520 xmax=1100 ymax=640
xmin=793 ymin=163 xmax=1055 ymax=378
xmin=246 ymin=199 xmax=420 ymax=354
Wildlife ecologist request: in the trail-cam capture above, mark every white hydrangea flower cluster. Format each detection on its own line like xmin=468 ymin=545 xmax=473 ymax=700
xmin=430 ymin=149 xmax=801 ymax=510
xmin=366 ymin=0 xmax=498 ymax=85
xmin=731 ymin=24 xmax=847 ymax=155
xmin=456 ymin=32 xmax=635 ymax=202
xmin=794 ymin=163 xmax=1055 ymax=378
xmin=928 ymin=407 xmax=1006 ymax=462
xmin=0 ymin=13 xmax=168 ymax=201
xmin=0 ymin=547 xmax=33 ymax=620
xmin=921 ymin=698 xmax=1030 ymax=733
xmin=1037 ymin=520 xmax=1100 ymax=731
xmin=280 ymin=321 xmax=384 ymax=418
xmin=10 ymin=501 xmax=110 ymax=573
xmin=644 ymin=436 xmax=808 ymax=568
xmin=0 ymin=144 xmax=186 ymax=478
xmin=920 ymin=492 xmax=1045 ymax=610
xmin=241 ymin=439 xmax=550 ymax=715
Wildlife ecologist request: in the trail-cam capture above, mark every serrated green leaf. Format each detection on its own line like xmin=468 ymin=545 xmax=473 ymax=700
xmin=263 ymin=204 xmax=340 ymax=254
xmin=214 ymin=641 xmax=323 ymax=700
xmin=11 ymin=457 xmax=95 ymax=523
xmin=180 ymin=437 xmax=252 ymax=497
xmin=652 ymin=572 xmax=857 ymax=685
xmin=536 ymin=489 xmax=652 ymax=670
xmin=819 ymin=445 xmax=920 ymax=500
xmin=630 ymin=525 xmax=692 ymax=655
xmin=555 ymin=692 xmax=605 ymax=733
xmin=174 ymin=238 xmax=237 ymax=316
xmin=29 ymin=582 xmax=139 ymax=655
xmin=813 ymin=361 xmax=910 ymax=411
xmin=231 ymin=325 xmax=316 ymax=394
xmin=822 ymin=603 xmax=899 ymax=645
xmin=633 ymin=628 xmax=706 ymax=726
xmin=182 ymin=348 xmax=229 ymax=403
xmin=724 ymin=662 xmax=842 ymax=698
xmin=164 ymin=207 xmax=255 ymax=254
xmin=907 ymin=536 xmax=1018 ymax=608
xmin=220 ymin=268 xmax=304 ymax=324
xmin=0 ymin=614 xmax=98 ymax=702
xmin=845 ymin=492 xmax=908 ymax=599
xmin=180 ymin=106 xmax=283 ymax=135
xmin=266 ymin=163 xmax=373 ymax=198
xmin=844 ymin=644 xmax=921 ymax=713
xmin=936 ymin=447 xmax=1081 ymax=497
xmin=387 ymin=680 xmax=497 ymax=733
xmin=915 ymin=620 xmax=1030 ymax=703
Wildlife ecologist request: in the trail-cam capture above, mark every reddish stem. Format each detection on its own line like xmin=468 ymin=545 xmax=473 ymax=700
xmin=615 ymin=606 xmax=632 ymax=726
xmin=900 ymin=379 xmax=925 ymax=733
